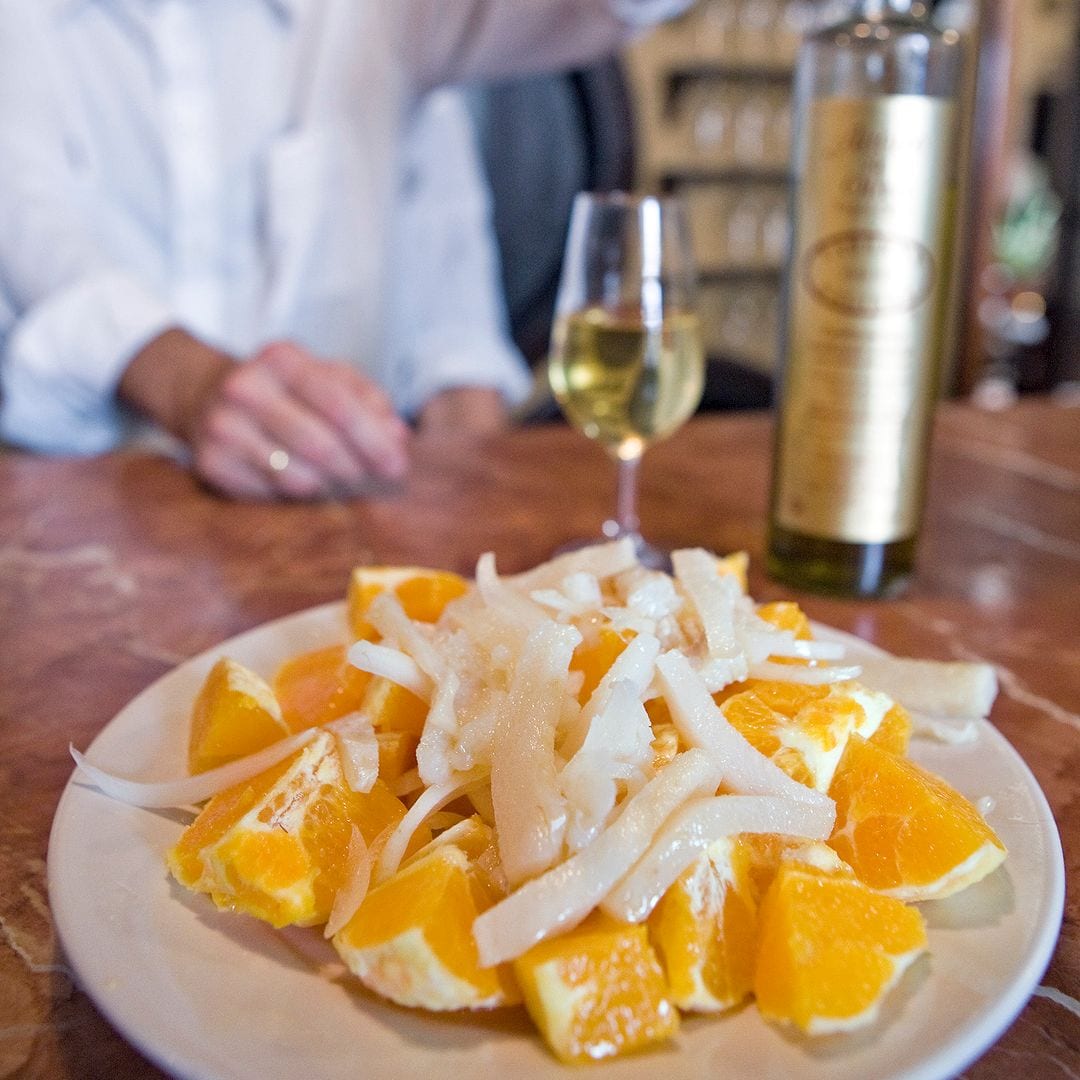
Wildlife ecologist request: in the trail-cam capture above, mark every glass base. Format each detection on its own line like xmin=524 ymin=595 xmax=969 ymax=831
xmin=554 ymin=525 xmax=671 ymax=572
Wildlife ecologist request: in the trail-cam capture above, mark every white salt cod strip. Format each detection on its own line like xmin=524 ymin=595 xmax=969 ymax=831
xmin=672 ymin=548 xmax=744 ymax=668
xmin=853 ymin=655 xmax=998 ymax=720
xmin=509 ymin=538 xmax=637 ymax=592
xmin=364 ymin=591 xmax=445 ymax=681
xmin=560 ymin=631 xmax=660 ymax=759
xmin=747 ymin=660 xmax=863 ymax=685
xmin=602 ymin=794 xmax=836 ymax=923
xmin=473 ymin=748 xmax=725 ymax=968
xmin=326 ymin=712 xmax=379 ymax=793
xmin=655 ymin=650 xmax=833 ymax=810
xmin=346 ymin=641 xmax=432 ymax=702
xmin=491 ymin=620 xmax=580 ymax=886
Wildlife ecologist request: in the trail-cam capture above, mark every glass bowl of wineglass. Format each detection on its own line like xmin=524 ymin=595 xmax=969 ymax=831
xmin=547 ymin=191 xmax=706 ymax=568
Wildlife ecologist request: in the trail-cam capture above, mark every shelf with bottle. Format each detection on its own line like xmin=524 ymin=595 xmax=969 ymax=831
xmin=698 ymin=278 xmax=782 ymax=374
xmin=622 ymin=1 xmax=832 ymax=378
xmin=639 ymin=0 xmax=817 ymax=71
xmin=646 ymin=76 xmax=794 ymax=177
xmin=677 ymin=178 xmax=790 ymax=278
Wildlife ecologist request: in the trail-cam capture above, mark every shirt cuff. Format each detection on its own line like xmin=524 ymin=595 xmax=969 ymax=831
xmin=395 ymin=337 xmax=534 ymax=420
xmin=0 ymin=271 xmax=175 ymax=453
xmin=609 ymin=0 xmax=693 ymax=28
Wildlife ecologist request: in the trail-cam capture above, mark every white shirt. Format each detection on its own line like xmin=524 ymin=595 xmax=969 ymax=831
xmin=0 ymin=0 xmax=686 ymax=453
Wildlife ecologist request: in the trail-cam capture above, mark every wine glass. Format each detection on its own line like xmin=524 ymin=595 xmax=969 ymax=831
xmin=547 ymin=191 xmax=706 ymax=569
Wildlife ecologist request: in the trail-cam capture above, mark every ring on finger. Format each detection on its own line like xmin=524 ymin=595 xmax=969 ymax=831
xmin=267 ymin=447 xmax=291 ymax=473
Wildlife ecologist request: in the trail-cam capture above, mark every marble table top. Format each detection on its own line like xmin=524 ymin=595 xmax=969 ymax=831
xmin=1 ymin=396 xmax=1076 ymax=1078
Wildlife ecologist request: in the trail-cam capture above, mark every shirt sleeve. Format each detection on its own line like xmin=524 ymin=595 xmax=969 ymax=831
xmin=0 ymin=8 xmax=176 ymax=453
xmin=382 ymin=90 xmax=532 ymax=419
xmin=399 ymin=0 xmax=693 ymax=92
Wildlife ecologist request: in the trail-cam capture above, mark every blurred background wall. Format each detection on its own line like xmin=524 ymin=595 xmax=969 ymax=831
xmin=473 ymin=1 xmax=1080 ymax=413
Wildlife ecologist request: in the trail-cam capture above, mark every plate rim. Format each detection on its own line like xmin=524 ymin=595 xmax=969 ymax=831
xmin=47 ymin=605 xmax=1067 ymax=1080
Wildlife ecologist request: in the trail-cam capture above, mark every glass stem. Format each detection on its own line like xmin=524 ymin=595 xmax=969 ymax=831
xmin=615 ymin=453 xmax=642 ymax=539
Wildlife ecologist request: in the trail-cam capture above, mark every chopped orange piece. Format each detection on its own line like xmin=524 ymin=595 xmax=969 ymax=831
xmin=868 ymin=703 xmax=913 ymax=756
xmin=187 ymin=657 xmax=289 ymax=774
xmin=827 ymin=735 xmax=1006 ymax=901
xmin=570 ymin=625 xmax=630 ymax=705
xmin=756 ymin=599 xmax=812 ymax=640
xmin=333 ymin=845 xmax=517 ymax=1010
xmin=404 ymin=815 xmax=495 ymax=867
xmin=649 ymin=720 xmax=680 ymax=771
xmin=513 ymin=913 xmax=679 ymax=1063
xmin=375 ymin=729 xmax=419 ymax=783
xmin=346 ymin=566 xmax=468 ymax=641
xmin=742 ymin=836 xmax=847 ymax=901
xmin=645 ymin=696 xmax=673 ymax=728
xmin=168 ymin=731 xmax=408 ymax=928
xmin=755 ymin=859 xmax=927 ymax=1034
xmin=362 ymin=676 xmax=429 ymax=737
xmin=720 ymin=682 xmax=880 ymax=791
xmin=649 ymin=837 xmax=757 ymax=1012
xmin=272 ymin=643 xmax=371 ymax=732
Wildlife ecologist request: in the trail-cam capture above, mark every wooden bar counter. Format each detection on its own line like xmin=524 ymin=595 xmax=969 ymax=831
xmin=1 ymin=395 xmax=1077 ymax=1078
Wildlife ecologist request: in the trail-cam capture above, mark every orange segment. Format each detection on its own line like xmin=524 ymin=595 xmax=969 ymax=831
xmin=756 ymin=599 xmax=812 ymax=640
xmin=272 ymin=644 xmax=372 ymax=732
xmin=168 ymin=754 xmax=296 ymax=887
xmin=720 ymin=681 xmax=888 ymax=792
xmin=375 ymin=729 xmax=419 ymax=783
xmin=570 ymin=625 xmax=630 ymax=705
xmin=513 ymin=912 xmax=679 ymax=1063
xmin=347 ymin=566 xmax=469 ymax=641
xmin=168 ymin=731 xmax=408 ymax=928
xmin=187 ymin=657 xmax=289 ymax=774
xmin=362 ymin=676 xmax=429 ymax=737
xmin=827 ymin=735 xmax=1007 ymax=901
xmin=333 ymin=845 xmax=517 ymax=1010
xmin=868 ymin=703 xmax=913 ymax=756
xmin=649 ymin=720 xmax=680 ymax=771
xmin=648 ymin=837 xmax=757 ymax=1012
xmin=754 ymin=859 xmax=928 ymax=1034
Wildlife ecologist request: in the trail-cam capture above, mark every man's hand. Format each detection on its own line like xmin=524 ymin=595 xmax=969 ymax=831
xmin=120 ymin=330 xmax=410 ymax=500
xmin=417 ymin=386 xmax=510 ymax=439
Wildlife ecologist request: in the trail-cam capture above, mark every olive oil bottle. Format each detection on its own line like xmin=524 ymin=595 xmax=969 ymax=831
xmin=766 ymin=0 xmax=963 ymax=597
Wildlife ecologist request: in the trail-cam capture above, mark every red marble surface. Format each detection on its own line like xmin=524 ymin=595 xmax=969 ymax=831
xmin=0 ymin=397 xmax=1076 ymax=1078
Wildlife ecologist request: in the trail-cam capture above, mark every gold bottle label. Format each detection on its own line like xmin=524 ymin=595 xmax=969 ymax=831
xmin=774 ymin=95 xmax=955 ymax=544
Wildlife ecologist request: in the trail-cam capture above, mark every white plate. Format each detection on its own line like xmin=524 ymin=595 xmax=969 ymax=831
xmin=48 ymin=604 xmax=1065 ymax=1080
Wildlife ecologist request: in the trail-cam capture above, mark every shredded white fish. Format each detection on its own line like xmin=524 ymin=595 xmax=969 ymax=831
xmin=326 ymin=712 xmax=379 ymax=793
xmin=656 ymin=650 xmax=832 ymax=809
xmin=747 ymin=660 xmax=864 ymax=685
xmin=842 ymin=654 xmax=998 ymax=720
xmin=346 ymin=641 xmax=432 ymax=702
xmin=491 ymin=620 xmax=580 ymax=886
xmin=73 ymin=539 xmax=1003 ymax=999
xmin=910 ymin=712 xmax=981 ymax=744
xmin=473 ymin=749 xmax=726 ymax=968
xmin=601 ymin=794 xmax=836 ymax=924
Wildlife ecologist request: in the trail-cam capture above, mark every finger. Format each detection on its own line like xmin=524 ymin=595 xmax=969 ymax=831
xmin=220 ymin=362 xmax=373 ymax=490
xmin=304 ymin=364 xmax=411 ymax=480
xmin=193 ymin=439 xmax=278 ymax=500
xmin=259 ymin=344 xmax=410 ymax=479
xmin=200 ymin=401 xmax=330 ymax=500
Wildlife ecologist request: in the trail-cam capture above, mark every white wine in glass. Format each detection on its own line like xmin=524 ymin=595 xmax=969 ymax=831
xmin=548 ymin=192 xmax=705 ymax=568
